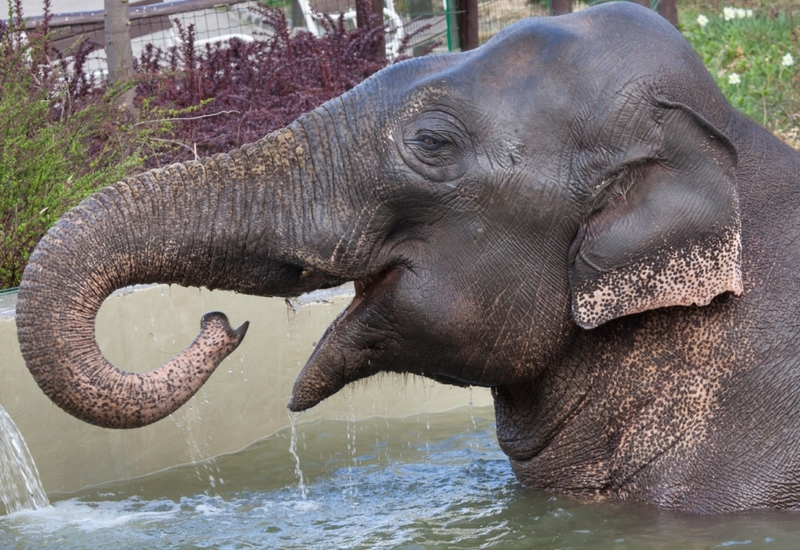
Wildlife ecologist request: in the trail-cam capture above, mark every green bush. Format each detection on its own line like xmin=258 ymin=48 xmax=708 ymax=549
xmin=681 ymin=5 xmax=799 ymax=134
xmin=0 ymin=4 xmax=149 ymax=288
xmin=0 ymin=86 xmax=140 ymax=288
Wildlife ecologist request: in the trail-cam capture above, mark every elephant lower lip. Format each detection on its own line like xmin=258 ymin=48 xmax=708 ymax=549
xmin=289 ymin=267 xmax=401 ymax=412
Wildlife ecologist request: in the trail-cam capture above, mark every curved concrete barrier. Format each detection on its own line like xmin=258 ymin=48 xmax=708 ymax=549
xmin=0 ymin=285 xmax=491 ymax=495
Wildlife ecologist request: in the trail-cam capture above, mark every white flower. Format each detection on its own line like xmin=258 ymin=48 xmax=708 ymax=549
xmin=728 ymin=72 xmax=741 ymax=84
xmin=696 ymin=14 xmax=709 ymax=27
xmin=782 ymin=53 xmax=794 ymax=67
xmin=723 ymin=7 xmax=753 ymax=20
xmin=723 ymin=6 xmax=735 ymax=20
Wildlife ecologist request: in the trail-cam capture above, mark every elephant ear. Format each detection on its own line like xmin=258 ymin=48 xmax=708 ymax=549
xmin=569 ymin=102 xmax=743 ymax=330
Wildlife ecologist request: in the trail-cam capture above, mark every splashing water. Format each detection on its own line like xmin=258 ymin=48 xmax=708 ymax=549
xmin=0 ymin=405 xmax=49 ymax=515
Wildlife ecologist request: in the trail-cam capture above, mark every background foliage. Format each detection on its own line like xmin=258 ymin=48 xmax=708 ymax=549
xmin=0 ymin=0 xmax=391 ymax=288
xmin=0 ymin=0 xmax=148 ymax=288
xmin=681 ymin=0 xmax=799 ymax=143
xmin=135 ymin=6 xmax=390 ymax=165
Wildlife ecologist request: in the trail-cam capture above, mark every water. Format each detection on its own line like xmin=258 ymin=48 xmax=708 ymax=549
xmin=0 ymin=405 xmax=49 ymax=516
xmin=0 ymin=289 xmax=17 ymax=319
xmin=287 ymin=411 xmax=308 ymax=500
xmin=2 ymin=407 xmax=800 ymax=548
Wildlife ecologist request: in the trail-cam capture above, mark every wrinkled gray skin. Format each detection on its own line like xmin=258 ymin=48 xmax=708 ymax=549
xmin=16 ymin=3 xmax=800 ymax=513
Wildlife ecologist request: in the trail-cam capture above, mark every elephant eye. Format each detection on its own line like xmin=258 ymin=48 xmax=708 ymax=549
xmin=398 ymin=113 xmax=471 ymax=181
xmin=413 ymin=132 xmax=446 ymax=151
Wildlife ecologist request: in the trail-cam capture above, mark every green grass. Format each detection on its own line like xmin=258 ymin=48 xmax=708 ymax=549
xmin=680 ymin=3 xmax=799 ymax=137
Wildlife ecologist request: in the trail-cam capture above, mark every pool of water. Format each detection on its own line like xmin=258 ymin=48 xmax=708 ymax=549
xmin=2 ymin=406 xmax=800 ymax=549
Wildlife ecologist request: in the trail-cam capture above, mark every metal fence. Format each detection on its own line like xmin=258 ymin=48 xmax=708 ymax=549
xmin=20 ymin=0 xmax=274 ymax=73
xmin=478 ymin=0 xmax=545 ymax=44
xmin=13 ymin=0 xmax=546 ymax=72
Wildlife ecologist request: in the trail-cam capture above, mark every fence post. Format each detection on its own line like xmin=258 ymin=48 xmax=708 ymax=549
xmin=550 ymin=0 xmax=572 ymax=16
xmin=291 ymin=0 xmax=305 ymax=28
xmin=104 ymin=0 xmax=134 ymax=105
xmin=456 ymin=0 xmax=478 ymax=50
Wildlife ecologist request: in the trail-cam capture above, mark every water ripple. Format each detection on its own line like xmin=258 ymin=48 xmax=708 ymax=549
xmin=2 ymin=408 xmax=800 ymax=549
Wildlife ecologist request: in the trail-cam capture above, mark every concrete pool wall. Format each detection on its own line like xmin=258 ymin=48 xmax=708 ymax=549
xmin=0 ymin=285 xmax=491 ymax=495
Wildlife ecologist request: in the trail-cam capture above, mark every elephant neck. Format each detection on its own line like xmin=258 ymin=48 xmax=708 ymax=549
xmin=495 ymin=276 xmax=800 ymax=513
xmin=493 ymin=303 xmax=746 ymax=511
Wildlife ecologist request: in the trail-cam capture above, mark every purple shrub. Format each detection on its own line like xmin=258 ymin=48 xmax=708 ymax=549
xmin=134 ymin=2 xmax=395 ymax=165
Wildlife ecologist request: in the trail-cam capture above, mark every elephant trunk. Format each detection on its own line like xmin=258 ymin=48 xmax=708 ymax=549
xmin=15 ymin=111 xmax=362 ymax=428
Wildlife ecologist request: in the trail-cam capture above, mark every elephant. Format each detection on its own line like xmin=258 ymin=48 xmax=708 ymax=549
xmin=14 ymin=2 xmax=800 ymax=513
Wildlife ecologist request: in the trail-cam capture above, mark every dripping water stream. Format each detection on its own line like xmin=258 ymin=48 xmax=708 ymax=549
xmin=288 ymin=411 xmax=308 ymax=500
xmin=0 ymin=404 xmax=49 ymax=516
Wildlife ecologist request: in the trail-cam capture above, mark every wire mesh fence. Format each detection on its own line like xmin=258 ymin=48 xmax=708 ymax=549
xmin=289 ymin=0 xmax=457 ymax=57
xmin=12 ymin=0 xmax=546 ymax=73
xmin=478 ymin=0 xmax=546 ymax=43
xmin=23 ymin=0 xmax=273 ymax=74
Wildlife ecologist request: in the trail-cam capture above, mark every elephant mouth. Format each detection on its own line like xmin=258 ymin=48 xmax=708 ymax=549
xmin=351 ymin=267 xmax=393 ymax=311
xmin=288 ymin=266 xmax=402 ymax=411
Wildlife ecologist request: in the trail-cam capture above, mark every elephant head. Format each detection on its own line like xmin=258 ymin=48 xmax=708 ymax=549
xmin=17 ymin=1 xmax=742 ymax=456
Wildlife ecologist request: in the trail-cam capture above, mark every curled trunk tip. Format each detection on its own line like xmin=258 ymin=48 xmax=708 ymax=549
xmin=15 ymin=183 xmax=252 ymax=429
